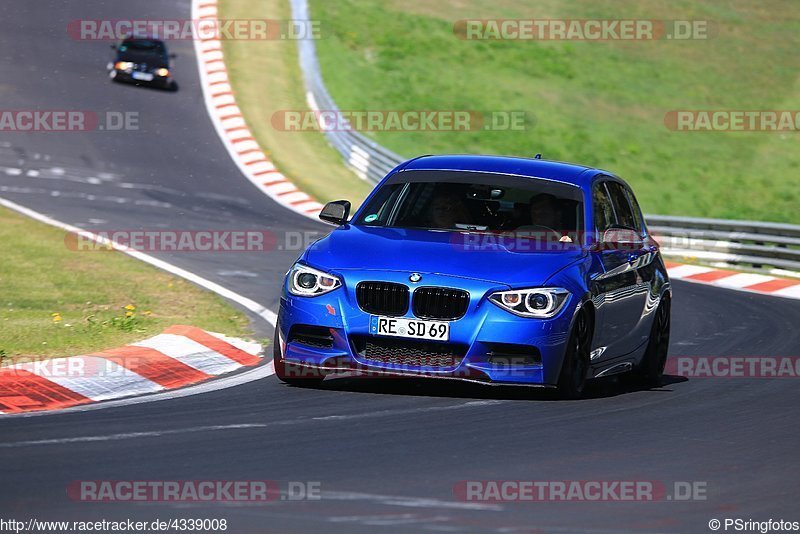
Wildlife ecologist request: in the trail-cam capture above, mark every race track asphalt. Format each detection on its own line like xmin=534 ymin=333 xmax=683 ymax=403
xmin=1 ymin=2 xmax=798 ymax=532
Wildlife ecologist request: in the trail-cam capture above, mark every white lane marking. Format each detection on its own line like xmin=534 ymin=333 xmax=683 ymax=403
xmin=311 ymin=400 xmax=505 ymax=422
xmin=712 ymin=272 xmax=773 ymax=289
xmin=217 ymin=269 xmax=259 ymax=277
xmin=0 ymin=424 xmax=267 ymax=448
xmin=774 ymin=285 xmax=800 ymax=299
xmin=326 ymin=514 xmax=453 ymax=528
xmin=25 ymin=169 xmax=40 ymax=177
xmin=321 ymin=491 xmax=501 ymax=512
xmin=11 ymin=356 xmax=163 ymax=401
xmin=666 ymin=264 xmax=713 ymax=278
xmin=3 ymin=168 xmax=23 ymax=176
xmin=0 ymin=387 xmax=503 ymax=443
xmin=0 ymin=185 xmax=46 ymax=194
xmin=133 ymin=199 xmax=172 ymax=208
xmin=134 ymin=334 xmax=241 ymax=375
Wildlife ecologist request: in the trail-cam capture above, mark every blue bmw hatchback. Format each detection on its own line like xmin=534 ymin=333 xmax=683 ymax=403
xmin=275 ymin=155 xmax=671 ymax=398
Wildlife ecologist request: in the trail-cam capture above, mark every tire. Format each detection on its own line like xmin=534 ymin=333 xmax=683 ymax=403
xmin=556 ymin=308 xmax=592 ymax=399
xmin=273 ymin=326 xmax=324 ymax=387
xmin=634 ymin=296 xmax=671 ymax=387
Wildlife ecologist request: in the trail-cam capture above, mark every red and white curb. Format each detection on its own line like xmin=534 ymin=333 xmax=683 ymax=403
xmin=192 ymin=0 xmax=324 ymax=220
xmin=0 ymin=325 xmax=262 ymax=414
xmin=666 ymin=261 xmax=800 ymax=300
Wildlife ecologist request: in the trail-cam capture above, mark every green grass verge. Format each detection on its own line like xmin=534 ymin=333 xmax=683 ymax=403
xmin=0 ymin=207 xmax=250 ymax=360
xmin=217 ymin=0 xmax=373 ymax=206
xmin=309 ymin=0 xmax=800 ymax=223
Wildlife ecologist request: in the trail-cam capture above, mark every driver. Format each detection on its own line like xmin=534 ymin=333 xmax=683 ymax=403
xmin=428 ymin=193 xmax=469 ymax=229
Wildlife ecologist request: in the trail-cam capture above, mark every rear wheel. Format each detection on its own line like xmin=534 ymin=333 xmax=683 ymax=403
xmin=273 ymin=326 xmax=324 ymax=387
xmin=557 ymin=308 xmax=592 ymax=399
xmin=634 ymin=297 xmax=671 ymax=387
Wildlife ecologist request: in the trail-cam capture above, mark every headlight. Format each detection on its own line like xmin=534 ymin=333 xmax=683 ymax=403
xmin=489 ymin=287 xmax=569 ymax=318
xmin=288 ymin=263 xmax=342 ymax=297
xmin=155 ymin=68 xmax=170 ymax=77
xmin=114 ymin=61 xmax=133 ymax=70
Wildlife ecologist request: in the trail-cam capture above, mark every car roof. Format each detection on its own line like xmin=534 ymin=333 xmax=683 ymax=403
xmin=122 ymin=37 xmax=166 ymax=46
xmin=398 ymin=154 xmax=613 ymax=188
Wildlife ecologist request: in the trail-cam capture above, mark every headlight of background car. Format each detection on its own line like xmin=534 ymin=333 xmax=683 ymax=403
xmin=489 ymin=287 xmax=570 ymax=318
xmin=114 ymin=61 xmax=133 ymax=70
xmin=155 ymin=68 xmax=170 ymax=77
xmin=288 ymin=263 xmax=342 ymax=297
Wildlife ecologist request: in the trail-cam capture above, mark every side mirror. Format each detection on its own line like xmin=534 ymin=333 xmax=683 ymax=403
xmin=110 ymin=44 xmax=117 ymax=50
xmin=169 ymin=53 xmax=177 ymax=59
xmin=319 ymin=200 xmax=351 ymax=226
xmin=601 ymin=227 xmax=643 ymax=251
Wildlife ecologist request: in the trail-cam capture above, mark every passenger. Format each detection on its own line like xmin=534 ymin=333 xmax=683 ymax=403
xmin=528 ymin=193 xmax=561 ymax=230
xmin=517 ymin=193 xmax=571 ymax=244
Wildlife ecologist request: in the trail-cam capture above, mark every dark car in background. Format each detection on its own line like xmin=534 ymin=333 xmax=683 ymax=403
xmin=108 ymin=37 xmax=175 ymax=90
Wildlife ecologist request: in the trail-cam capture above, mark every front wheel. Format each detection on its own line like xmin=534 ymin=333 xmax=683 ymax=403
xmin=634 ymin=296 xmax=671 ymax=387
xmin=273 ymin=327 xmax=324 ymax=387
xmin=556 ymin=308 xmax=592 ymax=399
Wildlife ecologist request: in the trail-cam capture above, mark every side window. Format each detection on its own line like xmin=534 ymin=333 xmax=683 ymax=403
xmin=393 ymin=182 xmax=436 ymax=227
xmin=623 ymin=187 xmax=645 ymax=235
xmin=605 ymin=182 xmax=637 ymax=230
xmin=592 ymin=181 xmax=615 ymax=235
xmin=359 ymin=183 xmax=404 ymax=225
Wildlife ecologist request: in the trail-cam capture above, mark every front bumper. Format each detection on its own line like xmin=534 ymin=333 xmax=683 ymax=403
xmin=111 ymin=69 xmax=172 ymax=88
xmin=278 ymin=272 xmax=577 ymax=386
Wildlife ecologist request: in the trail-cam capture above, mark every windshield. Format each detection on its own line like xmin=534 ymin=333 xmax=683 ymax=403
xmin=119 ymin=39 xmax=166 ymax=55
xmin=356 ymin=170 xmax=584 ymax=241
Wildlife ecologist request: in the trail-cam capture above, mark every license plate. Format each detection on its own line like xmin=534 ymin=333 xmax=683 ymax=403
xmin=369 ymin=316 xmax=449 ymax=341
xmin=132 ymin=71 xmax=154 ymax=81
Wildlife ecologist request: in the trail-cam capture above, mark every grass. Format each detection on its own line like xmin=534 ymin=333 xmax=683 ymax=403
xmin=307 ymin=0 xmax=800 ymax=223
xmin=0 ymin=207 xmax=250 ymax=360
xmin=217 ymin=0 xmax=374 ymax=206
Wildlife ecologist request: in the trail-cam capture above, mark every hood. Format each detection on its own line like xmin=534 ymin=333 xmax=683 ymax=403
xmin=305 ymin=225 xmax=586 ymax=287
